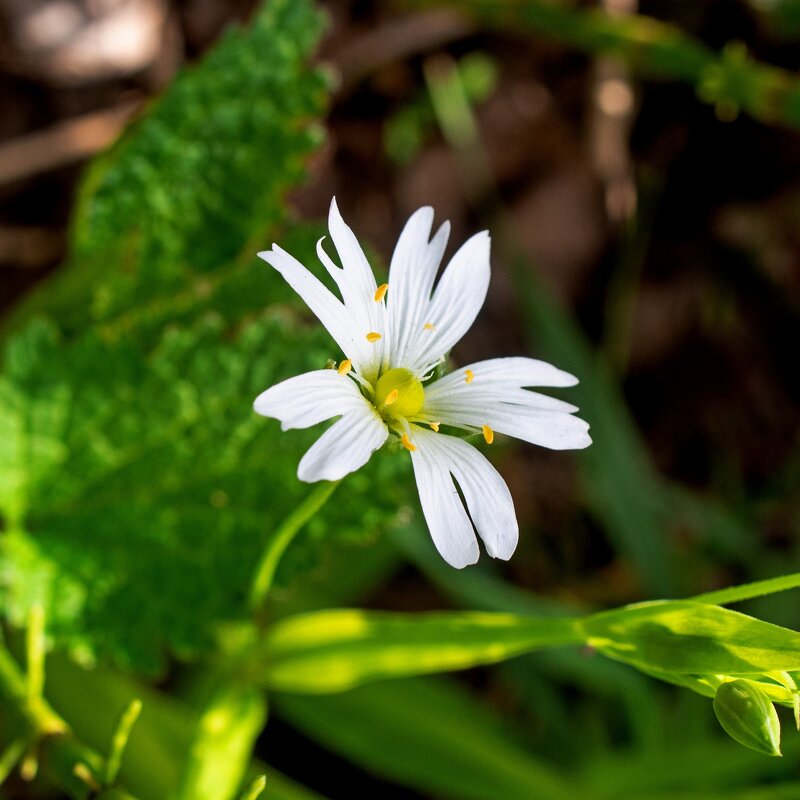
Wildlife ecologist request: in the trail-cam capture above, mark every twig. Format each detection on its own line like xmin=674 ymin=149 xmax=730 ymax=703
xmin=0 ymin=101 xmax=141 ymax=187
xmin=332 ymin=9 xmax=476 ymax=93
xmin=0 ymin=226 xmax=66 ymax=268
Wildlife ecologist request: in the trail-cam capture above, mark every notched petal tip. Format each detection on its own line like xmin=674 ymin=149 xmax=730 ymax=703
xmin=549 ymin=423 xmax=592 ymax=450
xmin=442 ymin=545 xmax=480 ymax=570
xmin=486 ymin=537 xmax=518 ymax=562
xmin=257 ymin=244 xmax=291 ymax=266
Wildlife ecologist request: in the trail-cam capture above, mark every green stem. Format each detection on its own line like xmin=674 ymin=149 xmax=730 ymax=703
xmin=174 ymin=680 xmax=266 ymax=800
xmin=0 ymin=737 xmax=30 ymax=784
xmin=0 ymin=645 xmax=138 ymax=799
xmin=420 ymin=0 xmax=800 ymax=130
xmin=692 ymin=572 xmax=800 ymax=606
xmin=248 ymin=479 xmax=342 ymax=610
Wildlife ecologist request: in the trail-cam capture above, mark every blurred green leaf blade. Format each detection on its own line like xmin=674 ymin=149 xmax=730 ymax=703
xmin=261 ymin=609 xmax=582 ymax=692
xmin=275 ymin=677 xmax=590 ymax=800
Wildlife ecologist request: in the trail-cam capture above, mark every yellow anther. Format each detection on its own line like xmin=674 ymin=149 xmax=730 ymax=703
xmin=337 ymin=359 xmax=352 ymax=376
xmin=465 ymin=369 xmax=474 ymax=384
xmin=374 ymin=283 xmax=389 ymax=302
xmin=400 ymin=433 xmax=416 ymax=452
xmin=429 ymin=422 xmax=440 ymax=432
xmin=384 ymin=389 xmax=399 ymax=406
xmin=423 ymin=322 xmax=435 ymax=331
xmin=482 ymin=424 xmax=494 ymax=444
xmin=366 ymin=332 xmax=382 ymax=342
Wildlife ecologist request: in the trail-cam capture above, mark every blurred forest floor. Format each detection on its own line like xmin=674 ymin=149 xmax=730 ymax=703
xmin=3 ymin=0 xmax=799 ymax=602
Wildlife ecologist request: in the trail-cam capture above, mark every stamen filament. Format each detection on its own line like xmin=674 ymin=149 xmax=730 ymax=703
xmin=337 ymin=359 xmax=352 ymax=376
xmin=374 ymin=283 xmax=389 ymax=302
xmin=400 ymin=433 xmax=416 ymax=452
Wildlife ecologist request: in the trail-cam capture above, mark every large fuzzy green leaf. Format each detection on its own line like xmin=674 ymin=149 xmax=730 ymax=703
xmin=0 ymin=0 xmax=410 ymax=672
xmin=0 ymin=310 xmax=406 ymax=672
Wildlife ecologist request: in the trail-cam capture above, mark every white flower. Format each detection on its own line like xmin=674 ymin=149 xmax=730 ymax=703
xmin=254 ymin=199 xmax=591 ymax=568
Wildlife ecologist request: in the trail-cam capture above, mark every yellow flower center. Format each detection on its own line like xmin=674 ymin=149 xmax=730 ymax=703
xmin=374 ymin=368 xmax=424 ymax=419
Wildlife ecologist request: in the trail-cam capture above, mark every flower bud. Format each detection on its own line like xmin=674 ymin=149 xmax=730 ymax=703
xmin=713 ymin=680 xmax=781 ymax=756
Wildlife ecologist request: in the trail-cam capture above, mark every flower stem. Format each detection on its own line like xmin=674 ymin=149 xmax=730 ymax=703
xmin=248 ymin=479 xmax=342 ymax=610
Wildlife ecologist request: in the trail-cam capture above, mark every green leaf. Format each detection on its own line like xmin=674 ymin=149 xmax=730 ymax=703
xmin=262 ymin=600 xmax=800 ymax=700
xmin=275 ymin=677 xmax=591 ymax=800
xmin=260 ymin=609 xmax=582 ymax=693
xmin=582 ymin=733 xmax=798 ymax=799
xmin=0 ymin=310 xmax=407 ymax=671
xmin=254 ymin=770 xmax=327 ymax=800
xmin=693 ymin=573 xmax=800 ymax=607
xmin=583 ymin=601 xmax=800 ymax=676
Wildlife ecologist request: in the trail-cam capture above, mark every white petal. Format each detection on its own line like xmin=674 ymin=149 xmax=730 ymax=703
xmin=426 ymin=356 xmax=579 ymax=392
xmin=410 ymin=427 xmax=518 ymax=564
xmin=298 ymin=404 xmax=388 ymax=482
xmin=386 ymin=207 xmax=450 ymax=369
xmin=422 ymin=356 xmax=591 ymax=451
xmin=426 ymin=402 xmax=591 ymax=450
xmin=322 ymin=198 xmax=385 ymax=380
xmin=327 ymin=198 xmax=379 ymax=305
xmin=258 ymin=245 xmax=359 ymax=362
xmin=426 ymin=386 xmax=578 ymax=414
xmin=406 ymin=231 xmax=491 ymax=374
xmin=409 ymin=431 xmax=479 ymax=568
xmin=254 ymin=370 xmax=369 ymax=431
